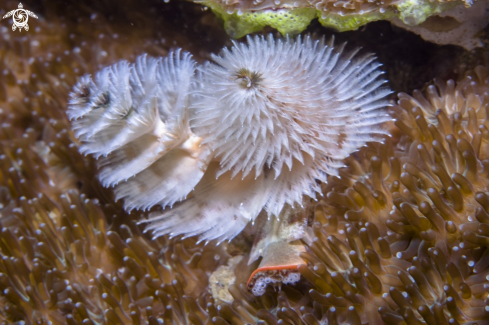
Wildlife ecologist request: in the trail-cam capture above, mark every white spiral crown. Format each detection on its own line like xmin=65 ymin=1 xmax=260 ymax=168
xmin=68 ymin=35 xmax=392 ymax=243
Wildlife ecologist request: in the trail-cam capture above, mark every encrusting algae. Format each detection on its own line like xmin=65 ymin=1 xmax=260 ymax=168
xmin=194 ymin=0 xmax=475 ymax=38
xmin=1 ymin=0 xmax=489 ymax=324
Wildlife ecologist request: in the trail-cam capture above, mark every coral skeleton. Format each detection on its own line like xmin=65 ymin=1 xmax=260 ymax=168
xmin=194 ymin=0 xmax=467 ymax=38
xmin=68 ymin=34 xmax=392 ymax=248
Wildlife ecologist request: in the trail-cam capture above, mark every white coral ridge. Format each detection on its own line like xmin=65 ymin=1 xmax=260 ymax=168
xmin=68 ymin=35 xmax=392 ymax=243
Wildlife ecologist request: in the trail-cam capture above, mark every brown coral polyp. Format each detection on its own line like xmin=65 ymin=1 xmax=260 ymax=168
xmin=0 ymin=186 xmax=233 ymax=324
xmin=294 ymin=66 xmax=489 ymax=325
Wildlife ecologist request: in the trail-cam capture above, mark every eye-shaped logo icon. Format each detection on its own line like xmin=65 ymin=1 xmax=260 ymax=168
xmin=2 ymin=3 xmax=38 ymax=32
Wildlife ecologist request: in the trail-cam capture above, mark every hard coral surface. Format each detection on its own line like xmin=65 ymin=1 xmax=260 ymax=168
xmin=391 ymin=0 xmax=489 ymax=50
xmin=195 ymin=0 xmax=466 ymax=38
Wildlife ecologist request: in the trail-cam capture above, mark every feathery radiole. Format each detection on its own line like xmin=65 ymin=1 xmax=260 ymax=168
xmin=68 ymin=34 xmax=392 ymax=294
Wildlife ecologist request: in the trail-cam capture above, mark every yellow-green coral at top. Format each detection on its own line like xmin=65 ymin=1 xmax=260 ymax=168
xmin=318 ymin=11 xmax=393 ymax=32
xmin=208 ymin=5 xmax=318 ymax=38
xmin=200 ymin=0 xmax=466 ymax=38
xmin=396 ymin=0 xmax=457 ymax=25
